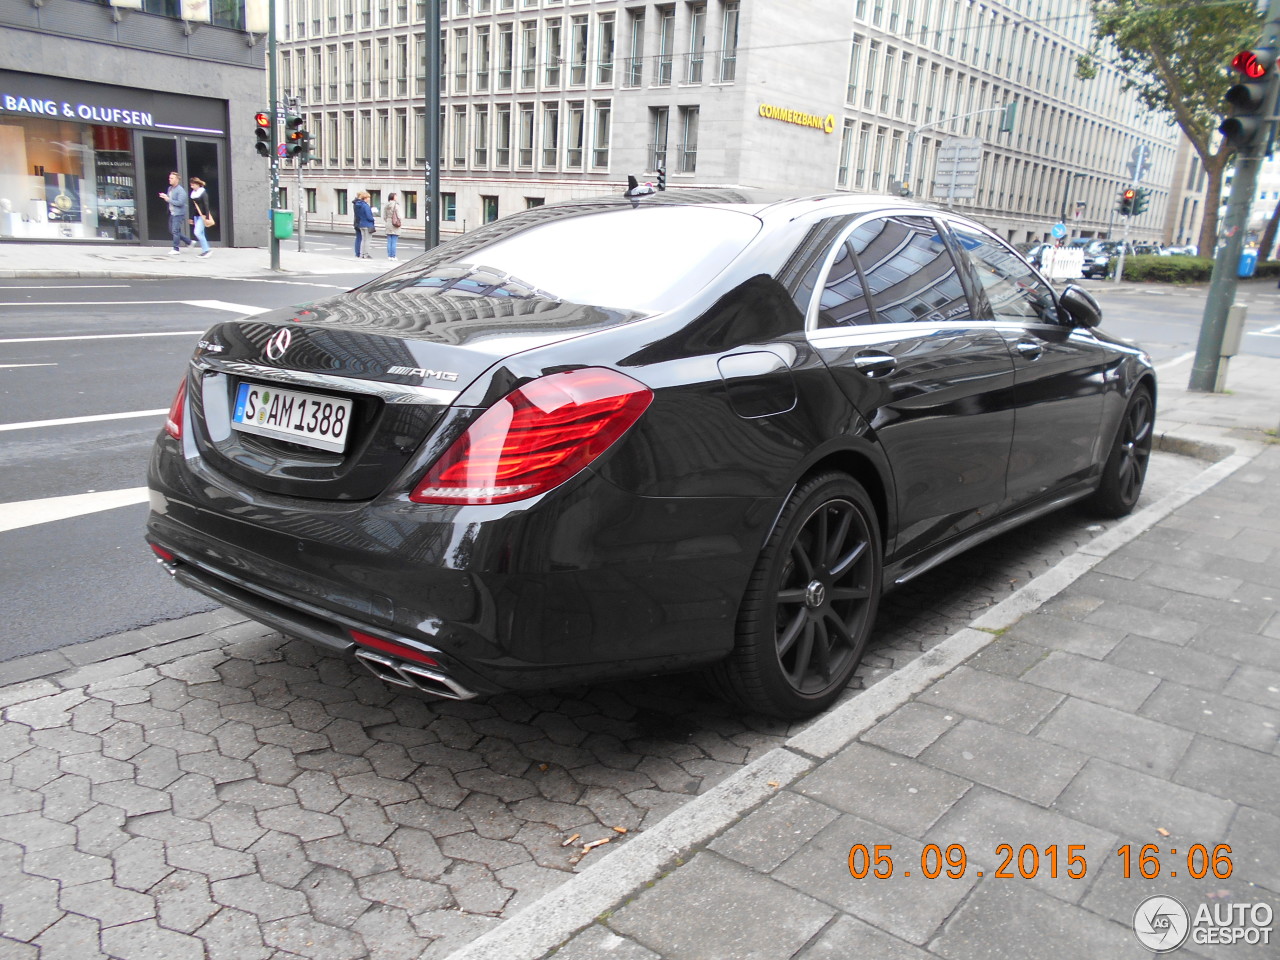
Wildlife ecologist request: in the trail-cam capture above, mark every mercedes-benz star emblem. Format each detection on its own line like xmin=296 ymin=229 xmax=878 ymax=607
xmin=265 ymin=328 xmax=292 ymax=361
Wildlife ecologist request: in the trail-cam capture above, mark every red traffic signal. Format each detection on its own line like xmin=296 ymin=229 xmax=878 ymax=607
xmin=1122 ymin=188 xmax=1136 ymax=201
xmin=254 ymin=112 xmax=271 ymax=128
xmin=1232 ymin=50 xmax=1268 ymax=80
xmin=253 ymin=111 xmax=272 ymax=157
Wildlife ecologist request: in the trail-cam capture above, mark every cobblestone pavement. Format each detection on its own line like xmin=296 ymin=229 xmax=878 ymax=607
xmin=0 ymin=453 xmax=1205 ymax=960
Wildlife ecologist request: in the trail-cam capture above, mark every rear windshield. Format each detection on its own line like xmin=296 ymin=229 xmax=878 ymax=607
xmin=397 ymin=206 xmax=762 ymax=314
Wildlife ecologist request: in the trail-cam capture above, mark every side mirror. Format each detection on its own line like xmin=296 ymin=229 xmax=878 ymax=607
xmin=1058 ymin=283 xmax=1102 ymax=328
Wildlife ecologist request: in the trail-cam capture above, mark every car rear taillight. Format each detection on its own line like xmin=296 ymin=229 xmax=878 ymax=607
xmin=410 ymin=367 xmax=653 ymax=505
xmin=165 ymin=378 xmax=187 ymax=440
xmin=349 ymin=629 xmax=440 ymax=666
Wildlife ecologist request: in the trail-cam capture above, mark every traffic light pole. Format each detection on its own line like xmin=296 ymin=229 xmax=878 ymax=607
xmin=267 ymin=0 xmax=281 ymax=272
xmin=1191 ymin=0 xmax=1280 ymax=392
xmin=424 ymin=0 xmax=440 ymax=252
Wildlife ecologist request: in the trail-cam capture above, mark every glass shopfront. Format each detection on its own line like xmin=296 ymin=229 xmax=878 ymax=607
xmin=0 ymin=70 xmax=227 ymax=244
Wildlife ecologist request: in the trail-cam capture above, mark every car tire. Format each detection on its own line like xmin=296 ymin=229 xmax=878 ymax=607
xmin=709 ymin=473 xmax=882 ymax=719
xmin=1087 ymin=386 xmax=1154 ymax=518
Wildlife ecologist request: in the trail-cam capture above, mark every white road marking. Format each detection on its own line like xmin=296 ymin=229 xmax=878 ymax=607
xmin=0 ymin=487 xmax=150 ymax=534
xmin=0 ymin=409 xmax=168 ymax=432
xmin=0 ymin=363 xmax=57 ymax=369
xmin=1155 ymin=352 xmax=1194 ymax=371
xmin=0 ymin=284 xmax=132 ymax=289
xmin=0 ymin=299 xmax=269 ymax=315
xmin=0 ymin=332 xmax=203 ymax=344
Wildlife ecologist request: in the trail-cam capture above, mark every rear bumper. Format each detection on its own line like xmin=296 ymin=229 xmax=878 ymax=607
xmin=146 ymin=440 xmax=777 ymax=695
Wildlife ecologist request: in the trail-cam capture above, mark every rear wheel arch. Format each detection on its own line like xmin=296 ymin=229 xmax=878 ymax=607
xmin=794 ymin=448 xmax=893 ymax=551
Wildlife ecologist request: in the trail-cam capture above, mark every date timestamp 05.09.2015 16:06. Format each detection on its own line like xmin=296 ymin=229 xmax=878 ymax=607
xmin=847 ymin=843 xmax=1235 ymax=881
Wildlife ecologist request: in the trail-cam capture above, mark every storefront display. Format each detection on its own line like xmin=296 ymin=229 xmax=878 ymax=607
xmin=0 ymin=70 xmax=225 ymax=245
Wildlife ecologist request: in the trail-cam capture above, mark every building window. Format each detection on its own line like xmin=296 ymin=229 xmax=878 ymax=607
xmin=846 ymin=35 xmax=861 ymax=105
xmin=454 ymin=28 xmax=469 ymax=93
xmin=377 ymin=110 xmax=390 ymax=166
xmin=498 ymin=23 xmax=514 ymax=90
xmin=545 ymin=19 xmax=563 ymax=86
xmin=837 ymin=120 xmax=853 ymax=188
xmin=518 ymin=103 xmax=535 ymax=166
xmin=495 ymin=104 xmax=512 ymax=167
xmin=336 ymin=188 xmax=348 ymax=215
xmin=359 ymin=39 xmax=372 ymax=98
xmin=327 ymin=112 xmax=339 ymax=165
xmin=311 ymin=47 xmax=323 ymax=103
xmin=687 ymin=4 xmax=705 ymax=83
xmin=649 ymin=106 xmax=668 ymax=172
xmin=526 ymin=196 xmax=545 ymax=208
xmin=396 ymin=37 xmax=409 ymax=96
xmin=541 ymin=103 xmax=560 ymax=167
xmin=678 ymin=105 xmax=698 ymax=173
xmin=566 ymin=101 xmax=584 ymax=167
xmin=625 ymin=10 xmax=644 ymax=87
xmin=452 ymin=106 xmax=467 ymax=166
xmin=394 ymin=108 xmax=408 ymax=165
xmin=855 ymin=122 xmax=869 ymax=187
xmin=720 ymin=1 xmax=738 ymax=82
xmin=403 ymin=191 xmax=417 ymax=219
xmin=657 ymin=7 xmax=674 ymax=85
xmin=475 ymin=26 xmax=491 ymax=92
xmin=520 ymin=21 xmax=538 ymax=88
xmin=359 ymin=110 xmax=373 ymax=165
xmin=597 ymin=12 xmax=615 ymax=85
xmin=327 ymin=43 xmax=339 ymax=100
xmin=474 ymin=104 xmax=489 ymax=167
xmin=414 ymin=107 xmax=426 ymax=164
xmin=570 ymin=15 xmax=588 ymax=85
xmin=442 ymin=192 xmax=456 ymax=221
xmin=343 ymin=111 xmax=355 ymax=164
xmin=306 ymin=188 xmax=317 ymax=213
xmin=592 ymin=100 xmax=610 ymax=168
xmin=343 ymin=42 xmax=355 ymax=98
xmin=482 ymin=195 xmax=499 ymax=224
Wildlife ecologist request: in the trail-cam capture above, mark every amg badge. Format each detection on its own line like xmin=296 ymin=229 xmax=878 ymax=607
xmin=387 ymin=366 xmax=460 ymax=381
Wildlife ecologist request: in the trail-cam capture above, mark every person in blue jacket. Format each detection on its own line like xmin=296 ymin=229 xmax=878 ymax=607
xmin=353 ymin=191 xmax=375 ymax=258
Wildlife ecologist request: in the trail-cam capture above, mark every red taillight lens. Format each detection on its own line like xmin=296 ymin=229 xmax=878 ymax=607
xmin=410 ymin=368 xmax=653 ymax=505
xmin=150 ymin=543 xmax=176 ymax=562
xmin=165 ymin=378 xmax=187 ymax=440
xmin=349 ymin=629 xmax=440 ymax=666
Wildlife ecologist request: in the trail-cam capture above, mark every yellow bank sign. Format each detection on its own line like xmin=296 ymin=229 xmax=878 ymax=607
xmin=759 ymin=103 xmax=836 ymax=134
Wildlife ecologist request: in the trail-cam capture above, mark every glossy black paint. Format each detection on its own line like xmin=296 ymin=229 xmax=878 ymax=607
xmin=146 ymin=191 xmax=1155 ymax=703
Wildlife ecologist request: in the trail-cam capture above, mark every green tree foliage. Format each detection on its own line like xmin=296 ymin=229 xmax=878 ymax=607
xmin=1082 ymin=0 xmax=1261 ymax=256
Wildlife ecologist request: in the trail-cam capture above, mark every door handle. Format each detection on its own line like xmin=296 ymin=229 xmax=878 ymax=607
xmin=1015 ymin=340 xmax=1042 ymax=361
xmin=852 ymin=354 xmax=896 ymax=376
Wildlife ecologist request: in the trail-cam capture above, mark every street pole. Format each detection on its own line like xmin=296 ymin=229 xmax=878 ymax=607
xmin=1190 ymin=0 xmax=1280 ymax=392
xmin=268 ymin=0 xmax=280 ymax=271
xmin=900 ymin=103 xmax=1013 ymax=198
xmin=424 ymin=0 xmax=440 ymax=251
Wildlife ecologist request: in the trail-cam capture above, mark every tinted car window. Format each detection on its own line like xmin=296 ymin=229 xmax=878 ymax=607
xmin=948 ymin=222 xmax=1059 ymax=325
xmin=815 ymin=221 xmax=882 ymax=327
xmin=433 ymin=206 xmax=762 ymax=313
xmin=854 ymin=216 xmax=972 ymax=325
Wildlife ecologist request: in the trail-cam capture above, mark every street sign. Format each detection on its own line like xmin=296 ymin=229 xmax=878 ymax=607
xmin=1051 ymin=222 xmax=1067 ymax=239
xmin=277 ymin=144 xmax=288 ymax=158
xmin=933 ymin=137 xmax=983 ymax=200
xmin=1125 ymin=143 xmax=1151 ymax=183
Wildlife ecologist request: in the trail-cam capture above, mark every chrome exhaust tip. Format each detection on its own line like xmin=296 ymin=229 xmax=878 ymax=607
xmin=353 ymin=649 xmax=478 ymax=701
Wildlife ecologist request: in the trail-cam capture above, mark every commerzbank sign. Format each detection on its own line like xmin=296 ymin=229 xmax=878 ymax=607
xmin=759 ymin=103 xmax=837 ymax=134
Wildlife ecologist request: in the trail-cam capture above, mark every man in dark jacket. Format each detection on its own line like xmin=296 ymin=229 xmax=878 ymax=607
xmin=159 ymin=172 xmax=190 ymax=254
xmin=353 ymin=191 xmax=375 ymax=258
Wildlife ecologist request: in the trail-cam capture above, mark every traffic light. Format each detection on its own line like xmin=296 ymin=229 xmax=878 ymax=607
xmin=253 ymin=111 xmax=272 ymax=157
xmin=299 ymin=131 xmax=316 ymax=164
xmin=1132 ymin=187 xmax=1149 ymax=216
xmin=1118 ymin=188 xmax=1135 ymax=216
xmin=284 ymin=114 xmax=306 ymax=159
xmin=1221 ymin=47 xmax=1278 ymax=152
xmin=656 ymin=166 xmax=666 ymax=191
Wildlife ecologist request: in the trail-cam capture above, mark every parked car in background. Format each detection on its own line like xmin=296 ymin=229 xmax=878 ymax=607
xmin=1015 ymin=241 xmax=1053 ymax=269
xmin=146 ymin=191 xmax=1156 ymax=719
xmin=1162 ymin=245 xmax=1199 ymax=257
xmin=1132 ymin=243 xmax=1163 ymax=256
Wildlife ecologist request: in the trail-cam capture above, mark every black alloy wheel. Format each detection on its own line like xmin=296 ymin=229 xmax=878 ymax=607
xmin=1088 ymin=386 xmax=1154 ymax=518
xmin=711 ymin=473 xmax=882 ymax=719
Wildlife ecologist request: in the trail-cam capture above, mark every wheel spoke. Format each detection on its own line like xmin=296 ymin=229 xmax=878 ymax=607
xmin=811 ymin=619 xmax=833 ymax=681
xmin=824 ymin=508 xmax=853 ymax=567
xmin=777 ymin=586 xmax=808 ymax=605
xmin=776 ymin=608 xmax=807 ymax=658
xmin=824 ymin=611 xmax=855 ymax=651
xmin=785 ymin=622 xmax=815 ymax=685
xmin=831 ymin=539 xmax=868 ymax=579
xmin=789 ymin=538 xmax=815 ymax=581
xmin=829 ymin=585 xmax=871 ymax=603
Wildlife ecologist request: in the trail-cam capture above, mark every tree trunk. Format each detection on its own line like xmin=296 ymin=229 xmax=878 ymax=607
xmin=1258 ymin=194 xmax=1280 ymax=261
xmin=1197 ymin=151 xmax=1229 ymax=259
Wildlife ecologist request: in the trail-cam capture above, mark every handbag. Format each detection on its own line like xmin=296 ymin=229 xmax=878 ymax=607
xmin=202 ymin=214 xmax=216 ymax=228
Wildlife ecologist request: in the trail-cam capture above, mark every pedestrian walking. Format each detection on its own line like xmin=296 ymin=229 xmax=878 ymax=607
xmin=383 ymin=192 xmax=402 ymax=261
xmin=353 ymin=191 xmax=375 ymax=259
xmin=189 ymin=177 xmax=214 ymax=258
xmin=158 ymin=171 xmax=190 ymax=254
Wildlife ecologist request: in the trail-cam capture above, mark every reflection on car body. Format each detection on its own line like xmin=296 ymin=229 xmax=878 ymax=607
xmin=147 ymin=191 xmax=1156 ymax=719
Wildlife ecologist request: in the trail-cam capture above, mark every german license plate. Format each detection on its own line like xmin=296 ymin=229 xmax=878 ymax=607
xmin=232 ymin=382 xmax=352 ymax=453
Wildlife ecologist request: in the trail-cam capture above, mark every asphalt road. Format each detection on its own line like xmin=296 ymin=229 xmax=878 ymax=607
xmin=0 ymin=274 xmax=363 ymax=658
xmin=0 ymin=273 xmax=1268 ymax=661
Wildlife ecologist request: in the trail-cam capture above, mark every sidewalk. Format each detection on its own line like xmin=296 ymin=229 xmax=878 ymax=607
xmin=447 ymin=362 xmax=1280 ymax=960
xmin=0 ymin=239 xmax=396 ymax=280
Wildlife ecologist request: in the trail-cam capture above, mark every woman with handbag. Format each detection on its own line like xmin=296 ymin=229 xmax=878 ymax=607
xmin=384 ymin=192 xmax=402 ymax=261
xmin=189 ymin=177 xmax=214 ymax=258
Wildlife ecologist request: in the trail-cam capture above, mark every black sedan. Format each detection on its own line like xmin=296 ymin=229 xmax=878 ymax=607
xmin=146 ymin=191 xmax=1155 ymax=719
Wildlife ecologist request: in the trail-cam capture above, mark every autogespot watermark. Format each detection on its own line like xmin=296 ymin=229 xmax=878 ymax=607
xmin=1133 ymin=896 xmax=1274 ymax=952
